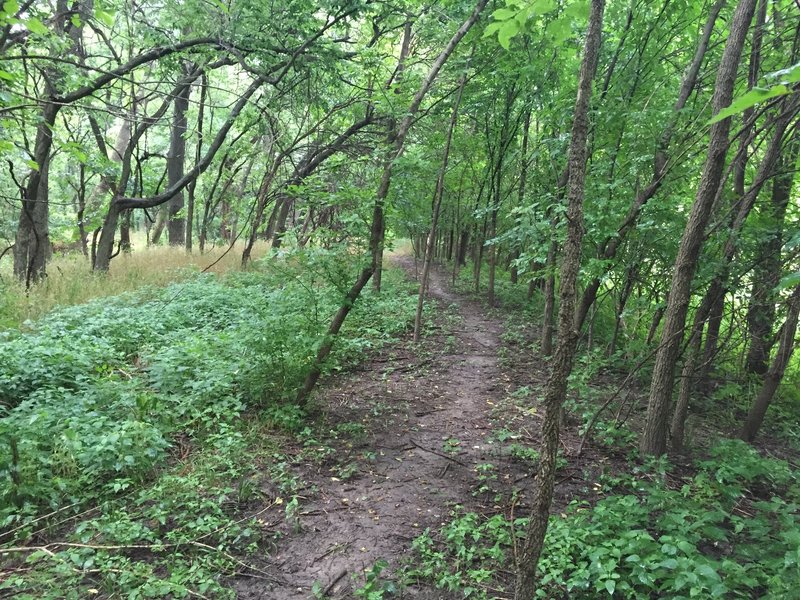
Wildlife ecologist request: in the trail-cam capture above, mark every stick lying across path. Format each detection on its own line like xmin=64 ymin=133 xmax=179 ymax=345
xmin=409 ymin=438 xmax=468 ymax=467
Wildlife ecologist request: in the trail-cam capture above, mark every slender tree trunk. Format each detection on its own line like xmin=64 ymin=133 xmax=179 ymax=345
xmin=373 ymin=21 xmax=414 ymax=293
xmin=541 ymin=239 xmax=557 ymax=356
xmin=746 ymin=134 xmax=798 ymax=374
xmin=414 ymin=73 xmax=466 ymax=342
xmin=167 ymin=81 xmax=191 ymax=245
xmin=514 ymin=1 xmax=605 ymax=595
xmin=186 ymin=73 xmax=207 ymax=252
xmin=640 ymin=0 xmax=757 ymax=457
xmin=740 ymin=285 xmax=800 ymax=441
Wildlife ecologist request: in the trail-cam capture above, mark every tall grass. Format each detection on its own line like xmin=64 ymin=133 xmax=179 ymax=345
xmin=0 ymin=237 xmax=270 ymax=327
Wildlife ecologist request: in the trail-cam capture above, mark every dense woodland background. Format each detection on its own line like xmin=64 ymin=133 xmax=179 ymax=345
xmin=0 ymin=0 xmax=799 ymax=597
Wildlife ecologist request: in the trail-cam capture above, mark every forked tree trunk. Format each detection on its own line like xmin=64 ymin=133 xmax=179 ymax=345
xmin=640 ymin=0 xmax=757 ymax=456
xmin=740 ymin=285 xmax=800 ymax=441
xmin=514 ymin=0 xmax=605 ymax=595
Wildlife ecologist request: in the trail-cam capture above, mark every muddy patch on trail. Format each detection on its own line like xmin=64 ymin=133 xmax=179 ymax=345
xmin=233 ymin=258 xmax=535 ymax=599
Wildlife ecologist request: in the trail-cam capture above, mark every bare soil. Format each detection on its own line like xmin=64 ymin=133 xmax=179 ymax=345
xmin=233 ymin=257 xmax=605 ymax=599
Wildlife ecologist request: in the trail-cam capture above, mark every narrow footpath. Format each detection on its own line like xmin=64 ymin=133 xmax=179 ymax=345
xmin=235 ymin=257 xmax=528 ymax=599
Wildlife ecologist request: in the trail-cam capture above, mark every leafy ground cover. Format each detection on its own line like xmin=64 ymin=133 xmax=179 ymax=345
xmin=408 ymin=440 xmax=800 ymax=599
xmin=0 ymin=248 xmax=417 ymax=598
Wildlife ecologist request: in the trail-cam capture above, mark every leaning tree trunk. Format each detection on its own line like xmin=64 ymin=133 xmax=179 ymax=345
xmin=514 ymin=0 xmax=605 ymax=596
xmin=296 ymin=0 xmax=489 ymax=405
xmin=740 ymin=285 xmax=800 ymax=441
xmin=640 ymin=0 xmax=757 ymax=457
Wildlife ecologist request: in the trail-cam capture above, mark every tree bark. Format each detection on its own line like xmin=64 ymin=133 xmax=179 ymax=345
xmin=740 ymin=285 xmax=800 ymax=441
xmin=640 ymin=0 xmax=758 ymax=457
xmin=514 ymin=0 xmax=605 ymax=595
xmin=414 ymin=73 xmax=466 ymax=342
xmin=167 ymin=79 xmax=192 ymax=245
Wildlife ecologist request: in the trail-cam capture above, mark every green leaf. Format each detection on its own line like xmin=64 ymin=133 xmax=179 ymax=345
xmin=94 ymin=8 xmax=114 ymax=27
xmin=26 ymin=159 xmax=39 ymax=171
xmin=766 ymin=62 xmax=800 ymax=85
xmin=2 ymin=0 xmax=19 ymax=16
xmin=565 ymin=0 xmax=590 ymax=19
xmin=483 ymin=21 xmax=503 ymax=38
xmin=0 ymin=69 xmax=15 ymax=81
xmin=710 ymin=85 xmax=790 ymax=124
xmin=531 ymin=0 xmax=557 ymax=15
xmin=605 ymin=579 xmax=616 ymax=595
xmin=71 ymin=13 xmax=82 ymax=27
xmin=497 ymin=19 xmax=519 ymax=50
xmin=492 ymin=7 xmax=516 ymax=20
xmin=546 ymin=16 xmax=571 ymax=43
xmin=25 ymin=17 xmax=48 ymax=35
xmin=777 ymin=272 xmax=800 ymax=290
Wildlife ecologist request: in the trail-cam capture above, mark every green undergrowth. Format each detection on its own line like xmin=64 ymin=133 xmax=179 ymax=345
xmin=407 ymin=440 xmax=799 ymax=599
xmin=0 ymin=247 xmax=417 ymax=598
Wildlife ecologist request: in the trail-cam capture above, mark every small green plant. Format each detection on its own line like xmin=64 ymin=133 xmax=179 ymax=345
xmin=474 ymin=462 xmax=498 ymax=498
xmin=354 ymin=559 xmax=398 ymax=599
xmin=508 ymin=443 xmax=539 ymax=466
xmin=442 ymin=437 xmax=461 ymax=455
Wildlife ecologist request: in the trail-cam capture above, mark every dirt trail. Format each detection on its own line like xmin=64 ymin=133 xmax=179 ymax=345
xmin=235 ymin=257 xmax=519 ymax=599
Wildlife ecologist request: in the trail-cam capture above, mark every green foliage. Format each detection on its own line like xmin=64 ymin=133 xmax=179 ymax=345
xmin=409 ymin=441 xmax=800 ymax=599
xmin=354 ymin=559 xmax=398 ymax=599
xmin=710 ymin=63 xmax=800 ymax=124
xmin=0 ymin=251 xmax=417 ymax=597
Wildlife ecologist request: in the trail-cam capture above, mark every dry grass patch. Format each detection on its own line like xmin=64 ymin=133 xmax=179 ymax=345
xmin=0 ymin=239 xmax=271 ymax=326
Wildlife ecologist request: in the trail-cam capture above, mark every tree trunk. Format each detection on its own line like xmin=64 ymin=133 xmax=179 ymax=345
xmin=541 ymin=239 xmax=557 ymax=356
xmin=414 ymin=73 xmax=466 ymax=342
xmin=745 ymin=134 xmax=798 ymax=374
xmin=14 ymin=102 xmax=57 ymax=285
xmin=120 ymin=210 xmax=132 ymax=253
xmin=740 ymin=285 xmax=800 ymax=441
xmin=186 ymin=73 xmax=207 ymax=252
xmin=640 ymin=0 xmax=757 ymax=457
xmin=514 ymin=0 xmax=605 ymax=595
xmin=167 ymin=80 xmax=191 ymax=245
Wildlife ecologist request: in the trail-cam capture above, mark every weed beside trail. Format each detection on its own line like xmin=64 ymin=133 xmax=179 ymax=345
xmin=0 ymin=247 xmax=416 ymax=598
